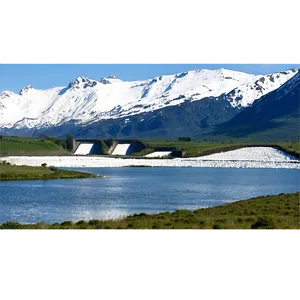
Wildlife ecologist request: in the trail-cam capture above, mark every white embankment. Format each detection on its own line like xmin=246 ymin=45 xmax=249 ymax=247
xmin=2 ymin=147 xmax=300 ymax=169
xmin=145 ymin=151 xmax=172 ymax=158
xmin=74 ymin=143 xmax=94 ymax=155
xmin=111 ymin=143 xmax=131 ymax=155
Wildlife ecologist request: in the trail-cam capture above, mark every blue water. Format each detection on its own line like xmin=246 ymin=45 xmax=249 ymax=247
xmin=0 ymin=167 xmax=299 ymax=224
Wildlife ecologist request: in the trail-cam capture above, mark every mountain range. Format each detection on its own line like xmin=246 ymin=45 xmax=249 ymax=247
xmin=0 ymin=67 xmax=299 ymax=140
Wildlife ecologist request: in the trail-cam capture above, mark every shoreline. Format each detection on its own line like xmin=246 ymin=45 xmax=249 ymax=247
xmin=0 ymin=163 xmax=98 ymax=181
xmin=1 ymin=156 xmax=299 ymax=169
xmin=1 ymin=192 xmax=299 ymax=229
xmin=1 ymin=147 xmax=299 ymax=169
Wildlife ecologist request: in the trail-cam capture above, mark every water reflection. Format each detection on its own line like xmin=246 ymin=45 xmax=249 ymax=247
xmin=0 ymin=167 xmax=299 ymax=223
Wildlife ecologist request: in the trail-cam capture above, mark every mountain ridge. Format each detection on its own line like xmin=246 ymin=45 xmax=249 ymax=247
xmin=0 ymin=67 xmax=299 ymax=138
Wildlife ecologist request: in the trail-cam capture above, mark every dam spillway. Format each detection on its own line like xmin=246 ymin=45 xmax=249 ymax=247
xmin=74 ymin=143 xmax=94 ymax=155
xmin=111 ymin=143 xmax=131 ymax=155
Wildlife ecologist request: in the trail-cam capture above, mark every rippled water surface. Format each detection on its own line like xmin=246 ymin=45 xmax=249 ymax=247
xmin=0 ymin=167 xmax=299 ymax=223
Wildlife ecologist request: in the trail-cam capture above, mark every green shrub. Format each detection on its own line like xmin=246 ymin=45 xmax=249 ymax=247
xmin=212 ymin=224 xmax=221 ymax=229
xmin=251 ymin=216 xmax=276 ymax=229
xmin=78 ymin=224 xmax=88 ymax=232
xmin=76 ymin=220 xmax=86 ymax=225
xmin=49 ymin=166 xmax=57 ymax=171
xmin=60 ymin=221 xmax=73 ymax=227
xmin=104 ymin=226 xmax=112 ymax=232
xmin=0 ymin=221 xmax=22 ymax=229
xmin=152 ymin=222 xmax=161 ymax=229
xmin=178 ymin=137 xmax=191 ymax=142
xmin=88 ymin=219 xmax=101 ymax=226
xmin=116 ymin=226 xmax=125 ymax=232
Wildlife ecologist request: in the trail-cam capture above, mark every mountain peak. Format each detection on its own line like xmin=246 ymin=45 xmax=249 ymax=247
xmin=1 ymin=90 xmax=15 ymax=98
xmin=68 ymin=76 xmax=97 ymax=89
xmin=99 ymin=75 xmax=120 ymax=84
xmin=19 ymin=85 xmax=33 ymax=95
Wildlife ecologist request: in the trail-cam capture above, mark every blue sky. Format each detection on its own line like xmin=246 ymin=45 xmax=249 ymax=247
xmin=1 ymin=64 xmax=299 ymax=93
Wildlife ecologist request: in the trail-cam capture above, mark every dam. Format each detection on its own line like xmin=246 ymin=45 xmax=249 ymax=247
xmin=111 ymin=143 xmax=131 ymax=155
xmin=73 ymin=139 xmax=146 ymax=156
xmin=74 ymin=143 xmax=95 ymax=155
xmin=72 ymin=138 xmax=182 ymax=157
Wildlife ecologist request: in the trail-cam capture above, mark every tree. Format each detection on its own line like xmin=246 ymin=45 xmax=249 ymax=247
xmin=66 ymin=135 xmax=74 ymax=151
xmin=39 ymin=134 xmax=49 ymax=142
xmin=178 ymin=137 xmax=191 ymax=142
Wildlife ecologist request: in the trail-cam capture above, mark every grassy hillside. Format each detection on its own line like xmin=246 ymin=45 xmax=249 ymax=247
xmin=0 ymin=136 xmax=69 ymax=155
xmin=136 ymin=139 xmax=300 ymax=158
xmin=203 ymin=115 xmax=300 ymax=144
xmin=0 ymin=162 xmax=97 ymax=181
xmin=1 ymin=192 xmax=299 ymax=229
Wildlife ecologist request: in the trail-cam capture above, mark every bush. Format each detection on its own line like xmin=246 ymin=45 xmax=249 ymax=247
xmin=60 ymin=221 xmax=73 ymax=227
xmin=0 ymin=221 xmax=22 ymax=229
xmin=76 ymin=220 xmax=86 ymax=225
xmin=212 ymin=224 xmax=221 ymax=229
xmin=178 ymin=137 xmax=191 ymax=142
xmin=116 ymin=226 xmax=125 ymax=232
xmin=104 ymin=226 xmax=112 ymax=232
xmin=251 ymin=216 xmax=276 ymax=229
xmin=152 ymin=222 xmax=161 ymax=229
xmin=41 ymin=163 xmax=47 ymax=168
xmin=88 ymin=219 xmax=101 ymax=226
xmin=49 ymin=166 xmax=57 ymax=171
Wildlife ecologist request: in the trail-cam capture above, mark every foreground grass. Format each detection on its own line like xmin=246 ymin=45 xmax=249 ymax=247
xmin=1 ymin=192 xmax=299 ymax=229
xmin=0 ymin=163 xmax=97 ymax=181
xmin=0 ymin=136 xmax=69 ymax=155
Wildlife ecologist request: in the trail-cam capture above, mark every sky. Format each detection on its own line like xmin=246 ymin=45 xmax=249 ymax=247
xmin=1 ymin=64 xmax=299 ymax=93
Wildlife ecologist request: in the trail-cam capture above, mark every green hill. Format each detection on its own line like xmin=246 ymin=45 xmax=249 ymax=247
xmin=0 ymin=136 xmax=69 ymax=155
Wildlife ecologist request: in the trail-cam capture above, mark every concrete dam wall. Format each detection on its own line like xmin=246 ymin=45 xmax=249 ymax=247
xmin=73 ymin=139 xmax=146 ymax=156
xmin=74 ymin=143 xmax=95 ymax=155
xmin=111 ymin=143 xmax=131 ymax=155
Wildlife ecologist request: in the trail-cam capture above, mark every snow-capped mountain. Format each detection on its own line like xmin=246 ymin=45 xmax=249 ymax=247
xmin=0 ymin=68 xmax=298 ymax=137
xmin=209 ymin=71 xmax=300 ymax=141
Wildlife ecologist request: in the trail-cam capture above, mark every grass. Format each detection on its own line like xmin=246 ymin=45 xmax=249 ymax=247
xmin=1 ymin=192 xmax=299 ymax=229
xmin=0 ymin=136 xmax=69 ymax=155
xmin=277 ymin=141 xmax=300 ymax=158
xmin=0 ymin=162 xmax=97 ymax=181
xmin=1 ymin=136 xmax=299 ymax=159
xmin=135 ymin=139 xmax=300 ymax=158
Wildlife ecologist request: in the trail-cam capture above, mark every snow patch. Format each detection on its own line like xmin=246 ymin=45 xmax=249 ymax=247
xmin=145 ymin=151 xmax=172 ymax=158
xmin=2 ymin=147 xmax=299 ymax=169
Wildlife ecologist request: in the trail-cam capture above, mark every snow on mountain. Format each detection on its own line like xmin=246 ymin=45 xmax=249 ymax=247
xmin=0 ymin=68 xmax=298 ymax=131
xmin=227 ymin=68 xmax=299 ymax=108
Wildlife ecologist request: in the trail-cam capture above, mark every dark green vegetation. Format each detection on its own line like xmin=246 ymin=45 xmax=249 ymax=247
xmin=135 ymin=139 xmax=300 ymax=158
xmin=1 ymin=193 xmax=299 ymax=229
xmin=1 ymin=135 xmax=299 ymax=159
xmin=0 ymin=162 xmax=97 ymax=181
xmin=0 ymin=136 xmax=69 ymax=155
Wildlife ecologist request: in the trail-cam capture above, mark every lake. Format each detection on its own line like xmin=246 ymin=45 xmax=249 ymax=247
xmin=0 ymin=167 xmax=299 ymax=224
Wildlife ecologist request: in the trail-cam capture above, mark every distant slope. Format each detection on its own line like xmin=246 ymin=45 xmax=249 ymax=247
xmin=205 ymin=72 xmax=300 ymax=141
xmin=0 ymin=136 xmax=69 ymax=155
xmin=37 ymin=94 xmax=238 ymax=138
